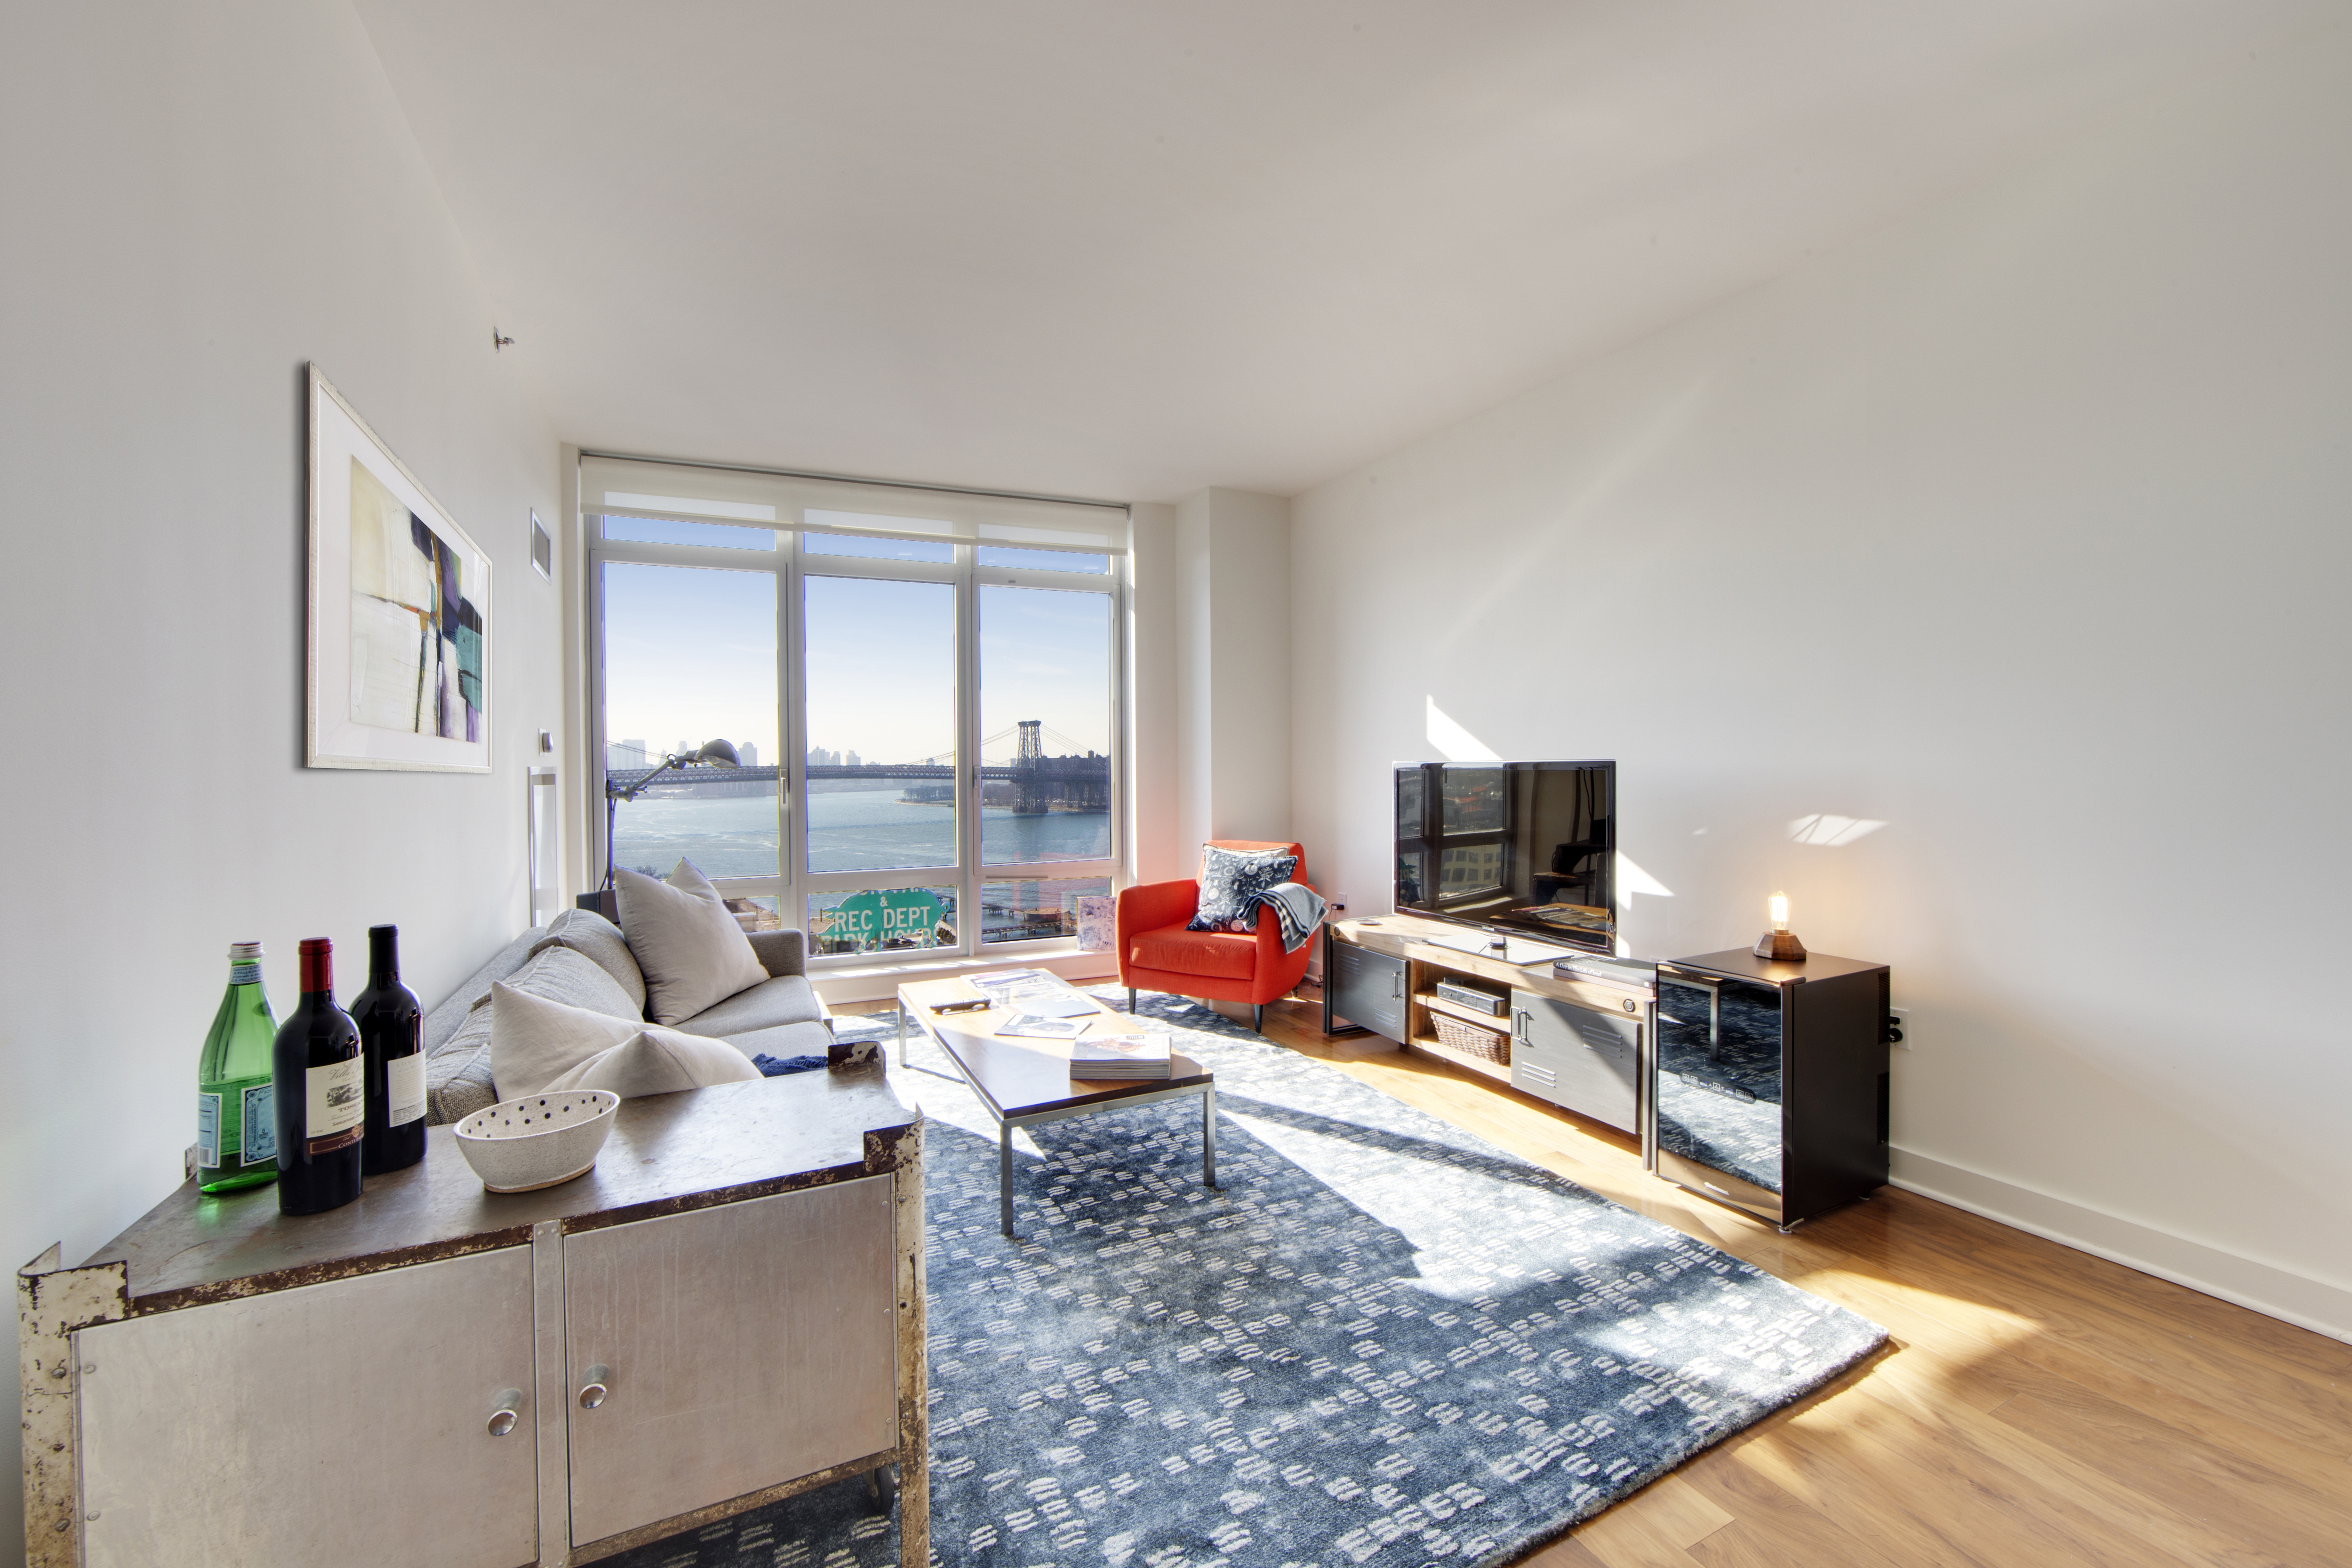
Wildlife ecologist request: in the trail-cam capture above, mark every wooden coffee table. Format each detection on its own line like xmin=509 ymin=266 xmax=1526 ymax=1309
xmin=896 ymin=974 xmax=1216 ymax=1235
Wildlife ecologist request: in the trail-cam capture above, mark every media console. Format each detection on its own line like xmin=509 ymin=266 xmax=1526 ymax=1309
xmin=1324 ymin=916 xmax=1653 ymax=1142
xmin=1323 ymin=917 xmax=1891 ymax=1230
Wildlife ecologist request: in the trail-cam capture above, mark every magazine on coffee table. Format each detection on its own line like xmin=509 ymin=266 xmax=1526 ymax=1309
xmin=1069 ymin=1032 xmax=1173 ymax=1080
xmin=968 ymin=968 xmax=1050 ymax=993
xmin=995 ymin=1013 xmax=1090 ymax=1041
xmin=968 ymin=968 xmax=1097 ymax=1017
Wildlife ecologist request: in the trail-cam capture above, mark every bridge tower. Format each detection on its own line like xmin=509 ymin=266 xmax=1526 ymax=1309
xmin=1014 ymin=720 xmax=1045 ymax=814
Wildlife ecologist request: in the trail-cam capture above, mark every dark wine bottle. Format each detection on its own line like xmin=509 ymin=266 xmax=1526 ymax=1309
xmin=355 ymin=924 xmax=426 ymax=1175
xmin=273 ymin=937 xmax=365 ymax=1216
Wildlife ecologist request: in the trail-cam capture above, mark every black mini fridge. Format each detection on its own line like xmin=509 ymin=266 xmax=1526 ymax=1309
xmin=1652 ymin=948 xmax=1891 ymax=1230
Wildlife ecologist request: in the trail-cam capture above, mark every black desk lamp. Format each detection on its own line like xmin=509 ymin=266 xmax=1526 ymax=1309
xmin=597 ymin=738 xmax=741 ymax=898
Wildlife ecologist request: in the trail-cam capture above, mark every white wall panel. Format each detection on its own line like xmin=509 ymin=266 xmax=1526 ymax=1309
xmin=0 ymin=6 xmax=563 ymax=1551
xmin=1291 ymin=25 xmax=2352 ymax=1332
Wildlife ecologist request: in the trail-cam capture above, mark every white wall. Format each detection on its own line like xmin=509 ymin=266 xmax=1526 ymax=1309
xmin=1292 ymin=28 xmax=2352 ymax=1336
xmin=0 ymin=3 xmax=561 ymax=1548
xmin=1174 ymin=489 xmax=1295 ymax=859
xmin=1127 ymin=502 xmax=1184 ymax=885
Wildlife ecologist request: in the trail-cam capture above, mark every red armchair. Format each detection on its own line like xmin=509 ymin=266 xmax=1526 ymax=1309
xmin=1117 ymin=840 xmax=1317 ymax=1032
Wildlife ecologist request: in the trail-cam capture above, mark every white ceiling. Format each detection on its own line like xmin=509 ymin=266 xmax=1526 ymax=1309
xmin=352 ymin=0 xmax=2323 ymax=502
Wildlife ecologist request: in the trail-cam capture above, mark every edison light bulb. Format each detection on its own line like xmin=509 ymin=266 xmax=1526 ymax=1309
xmin=1769 ymin=893 xmax=1789 ymax=932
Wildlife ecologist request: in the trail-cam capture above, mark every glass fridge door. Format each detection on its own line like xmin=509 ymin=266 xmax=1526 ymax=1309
xmin=1654 ymin=972 xmax=1784 ymax=1193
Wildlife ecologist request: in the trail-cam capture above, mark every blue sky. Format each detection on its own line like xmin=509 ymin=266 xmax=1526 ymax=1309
xmin=603 ymin=562 xmax=1110 ymax=766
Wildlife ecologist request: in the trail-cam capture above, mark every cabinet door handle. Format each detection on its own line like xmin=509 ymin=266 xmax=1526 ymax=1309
xmin=486 ymin=1388 xmax=524 ymax=1437
xmin=1390 ymin=968 xmax=1403 ymax=1000
xmin=578 ymin=1364 xmax=612 ymax=1410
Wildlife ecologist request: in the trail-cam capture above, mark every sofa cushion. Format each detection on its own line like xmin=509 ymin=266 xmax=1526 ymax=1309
xmin=1130 ymin=926 xmax=1259 ymax=981
xmin=423 ymin=925 xmax=546 ymax=1054
xmin=490 ymin=983 xmax=760 ymax=1099
xmin=668 ymin=973 xmax=828 ymax=1039
xmin=1187 ymin=845 xmax=1296 ymax=933
xmin=617 ymin=861 xmax=770 ymax=1025
xmin=426 ymin=1007 xmax=499 ymax=1126
xmin=496 ymin=944 xmax=641 ymax=1023
xmin=530 ymin=907 xmax=648 ymax=1014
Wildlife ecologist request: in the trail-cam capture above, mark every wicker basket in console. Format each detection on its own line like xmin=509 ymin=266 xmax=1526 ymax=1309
xmin=1429 ymin=1008 xmax=1510 ymax=1065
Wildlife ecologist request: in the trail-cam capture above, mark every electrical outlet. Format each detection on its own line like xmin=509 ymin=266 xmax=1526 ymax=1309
xmin=1330 ymin=891 xmax=1350 ymax=916
xmin=1887 ymin=1006 xmax=1912 ymax=1050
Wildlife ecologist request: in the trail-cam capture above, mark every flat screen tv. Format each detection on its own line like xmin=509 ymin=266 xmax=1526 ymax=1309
xmin=1393 ymin=761 xmax=1615 ymax=953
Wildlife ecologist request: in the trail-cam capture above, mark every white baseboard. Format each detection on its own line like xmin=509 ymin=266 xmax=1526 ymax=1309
xmin=1889 ymin=1148 xmax=2352 ymax=1346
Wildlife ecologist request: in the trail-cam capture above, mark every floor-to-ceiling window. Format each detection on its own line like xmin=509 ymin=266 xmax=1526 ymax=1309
xmin=583 ymin=458 xmax=1124 ymax=966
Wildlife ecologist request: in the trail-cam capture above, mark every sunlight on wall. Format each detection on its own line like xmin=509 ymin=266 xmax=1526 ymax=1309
xmin=1615 ymin=855 xmax=1673 ymax=909
xmin=1424 ymin=697 xmax=1501 ymax=762
xmin=1788 ymin=814 xmax=1887 ymax=847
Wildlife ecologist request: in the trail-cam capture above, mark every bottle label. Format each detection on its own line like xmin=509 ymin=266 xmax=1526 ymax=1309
xmin=386 ymin=1053 xmax=426 ymax=1127
xmin=242 ymin=1083 xmax=277 ymax=1164
xmin=229 ymin=962 xmax=261 ymax=986
xmin=196 ymin=1093 xmax=220 ymax=1168
xmin=306 ymin=1057 xmax=364 ymax=1154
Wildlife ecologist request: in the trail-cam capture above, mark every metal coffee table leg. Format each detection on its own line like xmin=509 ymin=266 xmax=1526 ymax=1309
xmin=1201 ymin=1084 xmax=1217 ymax=1189
xmin=1000 ymin=1120 xmax=1016 ymax=1236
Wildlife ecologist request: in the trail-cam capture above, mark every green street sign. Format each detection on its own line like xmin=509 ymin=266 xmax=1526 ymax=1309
xmin=829 ymin=888 xmax=946 ymax=948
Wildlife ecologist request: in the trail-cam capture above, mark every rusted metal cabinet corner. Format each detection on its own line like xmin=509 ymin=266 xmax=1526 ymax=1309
xmin=18 ymin=1069 xmax=927 ymax=1568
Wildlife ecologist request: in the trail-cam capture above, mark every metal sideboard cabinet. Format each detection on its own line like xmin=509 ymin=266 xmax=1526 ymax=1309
xmin=18 ymin=1066 xmax=928 ymax=1568
xmin=1324 ymin=916 xmax=1656 ymax=1142
xmin=1652 ymin=947 xmax=1892 ymax=1231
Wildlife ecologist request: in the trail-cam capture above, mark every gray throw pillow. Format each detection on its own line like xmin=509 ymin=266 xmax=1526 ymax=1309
xmin=616 ymin=860 xmax=771 ymax=1025
xmin=490 ymin=982 xmax=760 ymax=1099
xmin=1188 ymin=845 xmax=1298 ymax=933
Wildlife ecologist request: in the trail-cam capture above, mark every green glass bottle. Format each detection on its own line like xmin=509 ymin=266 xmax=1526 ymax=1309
xmin=196 ymin=941 xmax=280 ymax=1192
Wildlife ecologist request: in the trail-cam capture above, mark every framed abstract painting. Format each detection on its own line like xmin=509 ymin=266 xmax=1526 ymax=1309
xmin=306 ymin=365 xmax=492 ymax=772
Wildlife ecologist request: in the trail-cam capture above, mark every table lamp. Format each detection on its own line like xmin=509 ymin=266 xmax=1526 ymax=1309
xmin=1753 ymin=892 xmax=1807 ymax=962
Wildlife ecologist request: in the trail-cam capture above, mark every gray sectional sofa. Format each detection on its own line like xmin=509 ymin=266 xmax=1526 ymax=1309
xmin=422 ymin=907 xmax=834 ymax=1124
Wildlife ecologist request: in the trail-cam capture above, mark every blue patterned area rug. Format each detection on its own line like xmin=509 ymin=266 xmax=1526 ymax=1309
xmin=602 ymin=991 xmax=1885 ymax=1568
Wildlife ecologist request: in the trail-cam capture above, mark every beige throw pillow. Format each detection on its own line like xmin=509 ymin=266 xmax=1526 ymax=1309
xmin=615 ymin=861 xmax=770 ymax=1025
xmin=490 ymin=982 xmax=760 ymax=1100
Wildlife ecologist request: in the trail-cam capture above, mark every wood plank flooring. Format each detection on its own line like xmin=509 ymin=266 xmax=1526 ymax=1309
xmin=838 ymin=991 xmax=2352 ymax=1565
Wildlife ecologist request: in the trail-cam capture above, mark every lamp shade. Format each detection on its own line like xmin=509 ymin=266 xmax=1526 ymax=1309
xmin=694 ymin=739 xmax=741 ymax=767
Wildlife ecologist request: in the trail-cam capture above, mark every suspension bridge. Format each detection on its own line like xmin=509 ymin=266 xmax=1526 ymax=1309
xmin=608 ymin=721 xmax=1108 ymax=814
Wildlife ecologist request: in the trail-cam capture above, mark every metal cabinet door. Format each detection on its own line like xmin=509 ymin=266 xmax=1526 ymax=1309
xmin=564 ymin=1176 xmax=897 ymax=1549
xmin=1330 ymin=940 xmax=1406 ymax=1041
xmin=1512 ymin=989 xmax=1640 ymax=1133
xmin=77 ymin=1247 xmax=538 ymax=1568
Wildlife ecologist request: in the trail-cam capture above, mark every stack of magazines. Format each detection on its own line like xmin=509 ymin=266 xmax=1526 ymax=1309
xmin=1069 ymin=1032 xmax=1173 ymax=1081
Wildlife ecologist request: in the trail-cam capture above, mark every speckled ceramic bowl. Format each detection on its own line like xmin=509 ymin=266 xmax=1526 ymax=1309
xmin=453 ymin=1090 xmax=620 ymax=1193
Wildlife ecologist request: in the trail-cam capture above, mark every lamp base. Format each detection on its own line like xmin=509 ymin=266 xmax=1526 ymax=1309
xmin=1753 ymin=929 xmax=1807 ymax=962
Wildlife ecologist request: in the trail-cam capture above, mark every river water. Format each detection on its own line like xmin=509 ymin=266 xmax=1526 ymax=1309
xmin=612 ymin=782 xmax=1108 ymax=879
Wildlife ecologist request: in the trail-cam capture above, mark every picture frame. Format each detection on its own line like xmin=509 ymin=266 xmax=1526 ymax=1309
xmin=530 ymin=509 xmax=553 ymax=581
xmin=306 ymin=364 xmax=493 ymax=772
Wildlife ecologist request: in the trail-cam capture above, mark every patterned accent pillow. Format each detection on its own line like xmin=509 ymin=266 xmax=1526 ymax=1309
xmin=1188 ymin=845 xmax=1298 ymax=934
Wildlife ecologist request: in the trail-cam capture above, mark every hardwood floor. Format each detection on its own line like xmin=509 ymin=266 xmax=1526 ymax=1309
xmin=1251 ymin=998 xmax=2352 ymax=1568
xmin=839 ymin=989 xmax=2352 ymax=1565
